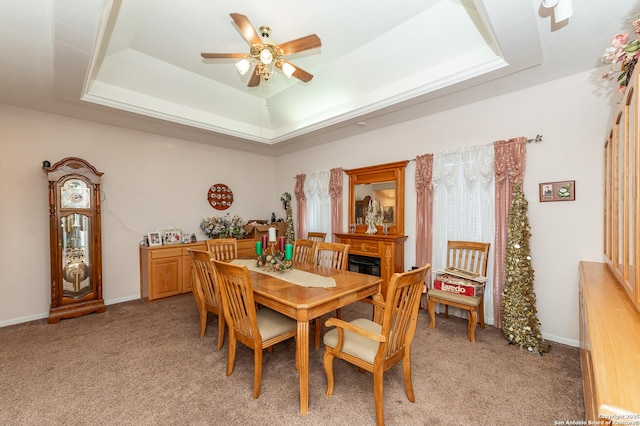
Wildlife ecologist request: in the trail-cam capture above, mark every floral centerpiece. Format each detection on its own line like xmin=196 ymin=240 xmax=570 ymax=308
xmin=200 ymin=213 xmax=247 ymax=239
xmin=256 ymin=251 xmax=293 ymax=272
xmin=601 ymin=17 xmax=640 ymax=92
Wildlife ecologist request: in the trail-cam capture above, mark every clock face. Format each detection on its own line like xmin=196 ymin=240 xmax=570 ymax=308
xmin=61 ymin=179 xmax=91 ymax=209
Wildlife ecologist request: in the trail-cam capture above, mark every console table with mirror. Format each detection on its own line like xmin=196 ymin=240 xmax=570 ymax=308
xmin=335 ymin=161 xmax=408 ymax=294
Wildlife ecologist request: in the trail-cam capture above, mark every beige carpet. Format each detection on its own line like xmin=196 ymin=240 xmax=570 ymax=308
xmin=0 ymin=294 xmax=584 ymax=425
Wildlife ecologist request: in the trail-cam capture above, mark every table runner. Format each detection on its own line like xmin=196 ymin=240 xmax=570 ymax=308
xmin=231 ymin=259 xmax=336 ymax=288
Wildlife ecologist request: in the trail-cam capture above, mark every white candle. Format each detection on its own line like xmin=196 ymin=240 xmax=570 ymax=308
xmin=268 ymin=227 xmax=276 ymax=242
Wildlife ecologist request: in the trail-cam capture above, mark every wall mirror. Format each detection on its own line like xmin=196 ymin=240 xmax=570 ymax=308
xmin=345 ymin=160 xmax=408 ymax=235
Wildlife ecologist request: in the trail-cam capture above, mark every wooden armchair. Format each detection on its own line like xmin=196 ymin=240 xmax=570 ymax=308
xmin=206 ymin=238 xmax=237 ymax=261
xmin=312 ymin=241 xmax=350 ymax=349
xmin=323 ymin=264 xmax=431 ymax=426
xmin=307 ymin=231 xmax=326 ymax=243
xmin=292 ymin=239 xmax=316 ymax=264
xmin=427 ymin=240 xmax=490 ymax=343
xmin=211 ymin=260 xmax=298 ymax=399
xmin=188 ymin=250 xmax=225 ymax=350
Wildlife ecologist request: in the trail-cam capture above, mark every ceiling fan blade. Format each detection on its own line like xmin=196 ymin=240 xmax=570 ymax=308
xmin=277 ymin=61 xmax=314 ymax=83
xmin=278 ymin=34 xmax=321 ymax=56
xmin=230 ymin=13 xmax=262 ymax=45
xmin=201 ymin=53 xmax=246 ymax=59
xmin=247 ymin=66 xmax=261 ymax=87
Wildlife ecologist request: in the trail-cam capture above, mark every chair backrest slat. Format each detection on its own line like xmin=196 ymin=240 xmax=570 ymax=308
xmin=293 ymin=239 xmax=316 ymax=264
xmin=380 ymin=264 xmax=430 ymax=360
xmin=307 ymin=232 xmax=327 ymax=243
xmin=446 ymin=241 xmax=490 ymax=276
xmin=212 ymin=260 xmax=259 ymax=340
xmin=206 ymin=238 xmax=238 ymax=261
xmin=312 ymin=242 xmax=350 ymax=271
xmin=188 ymin=249 xmax=220 ymax=308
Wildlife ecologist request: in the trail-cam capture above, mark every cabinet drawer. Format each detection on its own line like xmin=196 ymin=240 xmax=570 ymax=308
xmin=346 ymin=239 xmax=380 ymax=256
xmin=150 ymin=247 xmax=182 ymax=259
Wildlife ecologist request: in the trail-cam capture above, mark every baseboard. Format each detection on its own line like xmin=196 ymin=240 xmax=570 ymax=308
xmin=0 ymin=294 xmax=142 ymax=328
xmin=541 ymin=331 xmax=579 ymax=348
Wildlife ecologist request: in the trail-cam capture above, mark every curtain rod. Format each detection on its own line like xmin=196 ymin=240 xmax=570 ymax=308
xmin=408 ymin=135 xmax=544 ymax=161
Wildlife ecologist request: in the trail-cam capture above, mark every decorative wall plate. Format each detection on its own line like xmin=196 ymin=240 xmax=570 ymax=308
xmin=208 ymin=183 xmax=233 ymax=210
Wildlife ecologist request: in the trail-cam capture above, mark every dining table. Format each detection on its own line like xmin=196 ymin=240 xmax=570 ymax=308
xmin=231 ymin=259 xmax=383 ymax=416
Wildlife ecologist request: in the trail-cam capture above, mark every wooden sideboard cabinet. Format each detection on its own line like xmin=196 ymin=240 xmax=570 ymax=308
xmin=579 ymin=261 xmax=640 ymax=423
xmin=139 ymin=238 xmax=258 ymax=301
xmin=140 ymin=241 xmax=205 ymax=301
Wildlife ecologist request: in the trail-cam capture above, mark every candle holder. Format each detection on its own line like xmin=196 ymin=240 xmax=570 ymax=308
xmin=256 ymin=242 xmax=293 ymax=272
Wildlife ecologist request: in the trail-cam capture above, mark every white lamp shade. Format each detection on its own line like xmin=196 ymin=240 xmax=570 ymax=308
xmin=235 ymin=59 xmax=250 ymax=75
xmin=281 ymin=62 xmax=296 ymax=78
xmin=553 ymin=0 xmax=573 ymax=23
xmin=541 ymin=0 xmax=559 ymax=7
xmin=259 ymin=49 xmax=273 ymax=65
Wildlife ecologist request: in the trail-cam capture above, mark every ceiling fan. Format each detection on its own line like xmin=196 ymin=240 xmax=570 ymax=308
xmin=201 ymin=13 xmax=321 ymax=87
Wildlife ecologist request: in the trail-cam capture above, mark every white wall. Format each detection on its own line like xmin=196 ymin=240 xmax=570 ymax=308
xmin=0 ymin=67 xmax=616 ymax=346
xmin=0 ymin=106 xmax=279 ymax=325
xmin=275 ymin=68 xmax=615 ymax=346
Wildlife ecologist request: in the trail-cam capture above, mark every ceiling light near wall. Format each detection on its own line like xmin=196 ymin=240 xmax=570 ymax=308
xmin=542 ymin=0 xmax=573 ymax=24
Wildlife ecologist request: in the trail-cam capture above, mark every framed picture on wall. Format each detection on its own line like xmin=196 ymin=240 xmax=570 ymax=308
xmin=539 ymin=180 xmax=575 ymax=202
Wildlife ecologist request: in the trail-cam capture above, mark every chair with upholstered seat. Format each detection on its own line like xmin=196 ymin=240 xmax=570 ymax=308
xmin=188 ymin=249 xmax=225 ymax=350
xmin=292 ymin=239 xmax=316 ymax=264
xmin=307 ymin=231 xmax=326 ymax=243
xmin=312 ymin=241 xmax=350 ymax=349
xmin=206 ymin=238 xmax=237 ymax=261
xmin=211 ymin=259 xmax=298 ymax=399
xmin=323 ymin=264 xmax=431 ymax=426
xmin=427 ymin=240 xmax=490 ymax=343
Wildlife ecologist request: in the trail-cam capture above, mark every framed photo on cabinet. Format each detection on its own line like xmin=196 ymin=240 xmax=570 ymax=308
xmin=148 ymin=231 xmax=163 ymax=246
xmin=539 ymin=180 xmax=575 ymax=202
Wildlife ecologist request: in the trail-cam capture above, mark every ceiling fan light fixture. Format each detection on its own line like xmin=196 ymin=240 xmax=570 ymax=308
xmin=542 ymin=0 xmax=573 ymax=23
xmin=259 ymin=48 xmax=273 ymax=65
xmin=282 ymin=62 xmax=296 ymax=78
xmin=235 ymin=58 xmax=251 ymax=75
xmin=552 ymin=0 xmax=573 ymax=23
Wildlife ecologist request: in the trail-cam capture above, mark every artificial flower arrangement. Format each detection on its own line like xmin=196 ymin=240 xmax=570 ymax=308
xmin=601 ymin=17 xmax=640 ymax=92
xmin=200 ymin=213 xmax=247 ymax=239
xmin=256 ymin=251 xmax=293 ymax=272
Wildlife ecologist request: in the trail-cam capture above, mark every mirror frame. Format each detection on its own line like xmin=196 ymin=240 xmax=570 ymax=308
xmin=345 ymin=160 xmax=408 ymax=235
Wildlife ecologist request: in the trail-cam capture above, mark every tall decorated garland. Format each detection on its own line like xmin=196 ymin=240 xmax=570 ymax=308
xmin=281 ymin=192 xmax=295 ymax=244
xmin=501 ymin=183 xmax=550 ymax=354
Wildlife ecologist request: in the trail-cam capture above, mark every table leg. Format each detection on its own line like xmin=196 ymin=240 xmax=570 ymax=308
xmin=297 ymin=319 xmax=309 ymax=415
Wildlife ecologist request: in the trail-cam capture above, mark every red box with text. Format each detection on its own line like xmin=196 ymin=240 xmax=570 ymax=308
xmin=433 ymin=275 xmax=484 ymax=297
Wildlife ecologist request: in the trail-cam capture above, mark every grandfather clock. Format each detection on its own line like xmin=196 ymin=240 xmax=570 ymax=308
xmin=43 ymin=157 xmax=105 ymax=323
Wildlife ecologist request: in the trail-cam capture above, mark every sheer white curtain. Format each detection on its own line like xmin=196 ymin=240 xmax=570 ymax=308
xmin=432 ymin=144 xmax=495 ymax=324
xmin=304 ymin=171 xmax=332 ymax=238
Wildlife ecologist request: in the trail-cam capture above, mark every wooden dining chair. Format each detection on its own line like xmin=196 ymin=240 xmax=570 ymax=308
xmin=293 ymin=239 xmax=316 ymax=264
xmin=323 ymin=264 xmax=431 ymax=426
xmin=188 ymin=249 xmax=225 ymax=350
xmin=312 ymin=241 xmax=349 ymax=271
xmin=427 ymin=240 xmax=490 ymax=343
xmin=307 ymin=231 xmax=326 ymax=243
xmin=211 ymin=259 xmax=298 ymax=399
xmin=206 ymin=238 xmax=237 ymax=261
xmin=312 ymin=241 xmax=350 ymax=349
